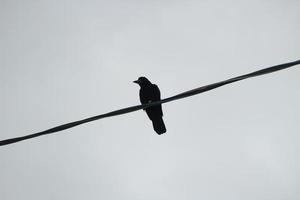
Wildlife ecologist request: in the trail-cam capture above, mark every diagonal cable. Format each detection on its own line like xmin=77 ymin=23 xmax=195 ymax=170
xmin=1 ymin=60 xmax=299 ymax=146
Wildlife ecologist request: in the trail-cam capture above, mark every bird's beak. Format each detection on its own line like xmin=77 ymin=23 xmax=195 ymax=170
xmin=133 ymin=80 xmax=139 ymax=84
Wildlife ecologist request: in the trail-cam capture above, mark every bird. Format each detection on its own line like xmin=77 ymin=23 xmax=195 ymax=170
xmin=133 ymin=77 xmax=166 ymax=135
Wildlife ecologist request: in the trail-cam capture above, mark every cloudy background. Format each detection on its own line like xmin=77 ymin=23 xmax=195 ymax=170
xmin=1 ymin=0 xmax=299 ymax=199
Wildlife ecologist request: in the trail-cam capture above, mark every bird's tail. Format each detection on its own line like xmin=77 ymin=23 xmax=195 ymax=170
xmin=152 ymin=118 xmax=166 ymax=135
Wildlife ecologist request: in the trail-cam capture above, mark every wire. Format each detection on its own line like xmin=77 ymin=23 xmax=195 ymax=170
xmin=1 ymin=60 xmax=299 ymax=146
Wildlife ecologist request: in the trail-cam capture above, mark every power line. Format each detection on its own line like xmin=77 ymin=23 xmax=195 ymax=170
xmin=1 ymin=60 xmax=299 ymax=147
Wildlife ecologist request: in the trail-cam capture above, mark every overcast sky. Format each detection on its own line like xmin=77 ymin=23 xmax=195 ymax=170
xmin=1 ymin=0 xmax=299 ymax=199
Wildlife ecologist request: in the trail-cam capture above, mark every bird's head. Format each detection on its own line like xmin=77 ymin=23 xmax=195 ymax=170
xmin=133 ymin=77 xmax=151 ymax=86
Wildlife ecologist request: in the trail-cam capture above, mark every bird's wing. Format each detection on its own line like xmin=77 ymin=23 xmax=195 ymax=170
xmin=152 ymin=84 xmax=163 ymax=116
xmin=152 ymin=84 xmax=161 ymax=101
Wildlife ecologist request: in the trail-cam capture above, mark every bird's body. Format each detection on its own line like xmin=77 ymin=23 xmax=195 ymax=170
xmin=134 ymin=77 xmax=166 ymax=134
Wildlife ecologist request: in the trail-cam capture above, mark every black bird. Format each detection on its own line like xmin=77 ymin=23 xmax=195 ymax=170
xmin=134 ymin=77 xmax=166 ymax=135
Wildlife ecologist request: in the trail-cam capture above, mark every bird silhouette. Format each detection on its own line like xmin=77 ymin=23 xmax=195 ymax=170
xmin=134 ymin=77 xmax=166 ymax=135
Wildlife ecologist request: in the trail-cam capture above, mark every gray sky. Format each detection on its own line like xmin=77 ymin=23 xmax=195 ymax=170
xmin=1 ymin=0 xmax=299 ymax=199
